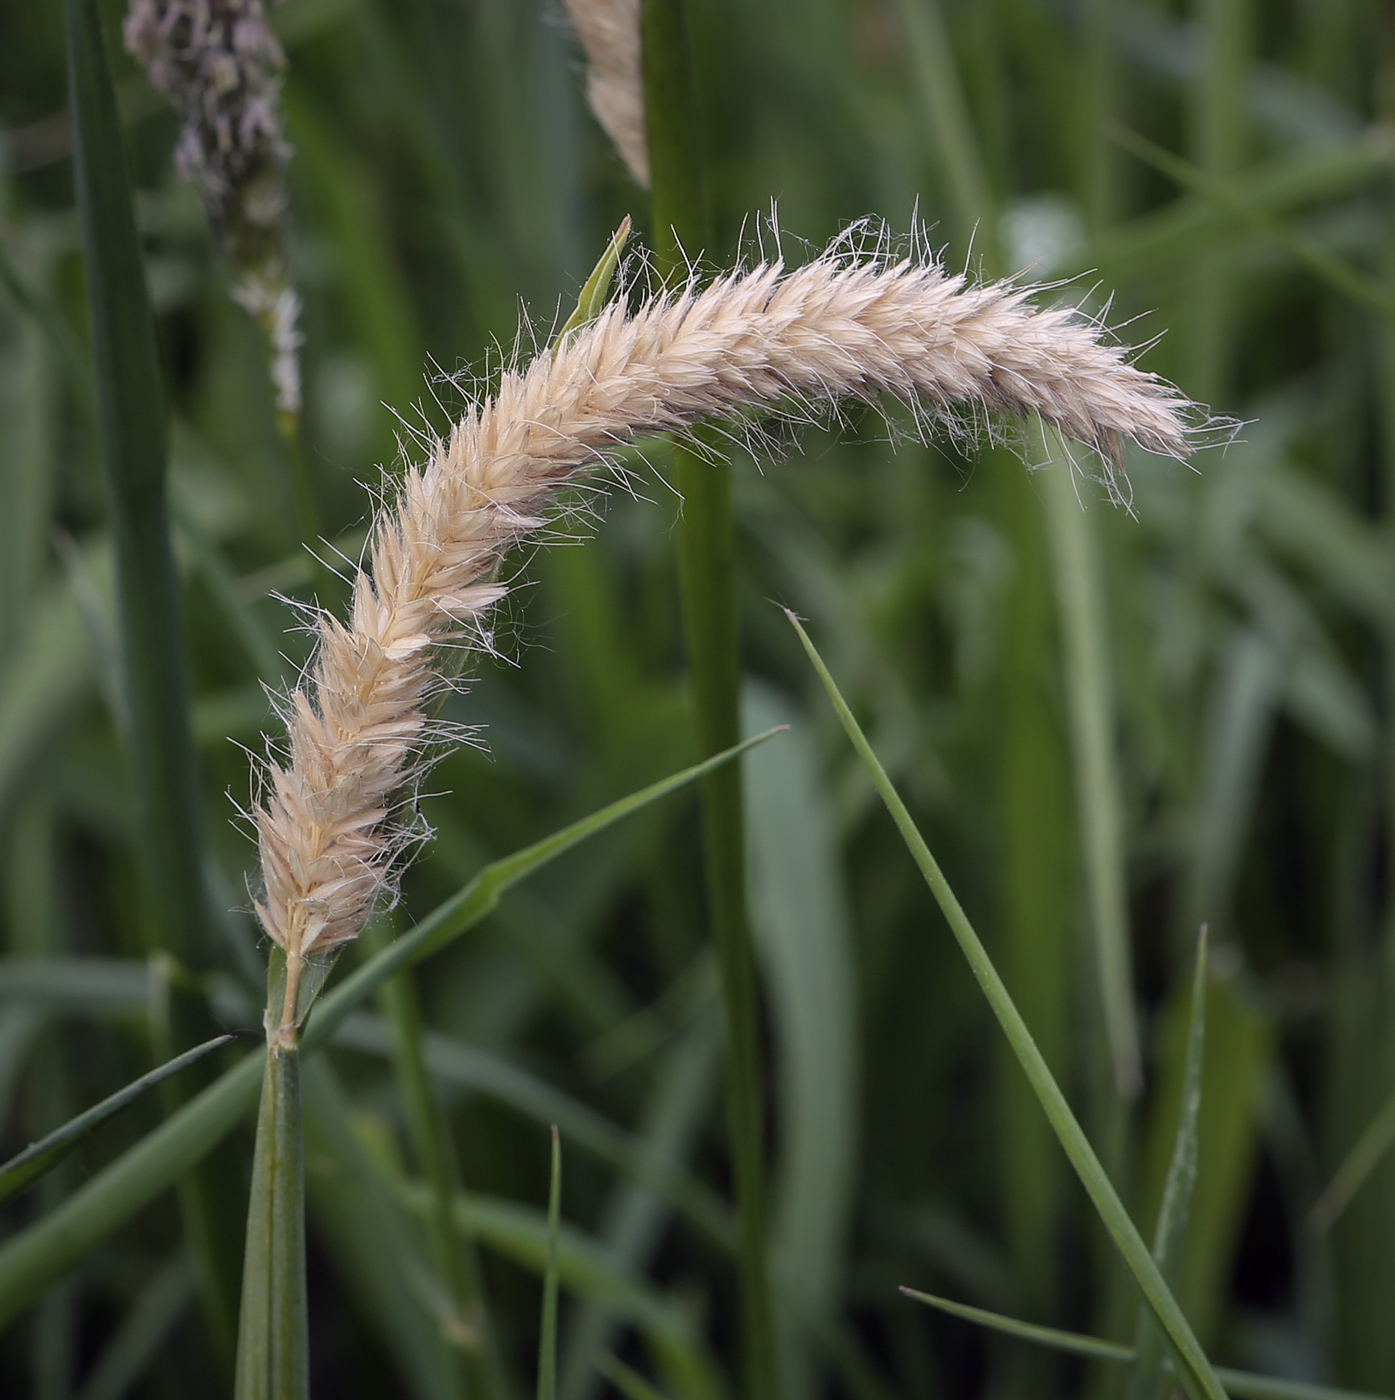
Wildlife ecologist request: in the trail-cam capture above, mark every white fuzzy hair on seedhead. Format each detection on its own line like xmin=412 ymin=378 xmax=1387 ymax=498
xmin=251 ymin=222 xmax=1209 ymax=1036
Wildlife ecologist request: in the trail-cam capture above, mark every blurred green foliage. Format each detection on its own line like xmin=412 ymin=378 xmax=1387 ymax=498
xmin=3 ymin=0 xmax=1395 ymax=1396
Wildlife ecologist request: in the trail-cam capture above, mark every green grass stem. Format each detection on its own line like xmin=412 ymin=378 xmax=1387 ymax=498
xmin=234 ymin=1043 xmax=308 ymax=1400
xmin=641 ymin=3 xmax=778 ymax=1396
xmin=788 ymin=611 xmax=1229 ymax=1400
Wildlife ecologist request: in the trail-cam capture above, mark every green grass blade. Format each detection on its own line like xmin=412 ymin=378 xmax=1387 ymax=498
xmin=359 ymin=918 xmax=493 ymax=1400
xmin=65 ymin=0 xmax=239 ymax=1349
xmin=900 ymin=1289 xmax=1393 ymax=1400
xmin=556 ymin=218 xmax=632 ymax=343
xmin=0 ymin=958 xmax=150 ymax=1011
xmin=597 ymin=1353 xmax=672 ymax=1400
xmin=743 ymin=685 xmax=858 ymax=1391
xmin=0 ymin=1035 xmax=229 ymax=1207
xmin=0 ymin=1048 xmax=263 ymax=1332
xmin=668 ymin=440 xmax=778 ymax=1400
xmin=1154 ymin=928 xmax=1210 ymax=1278
xmin=1073 ymin=138 xmax=1392 ymax=284
xmin=305 ymin=726 xmax=783 ymax=1039
xmin=539 ymin=1127 xmax=562 ymax=1400
xmin=407 ymin=1186 xmax=723 ymax=1400
xmin=335 ymin=1014 xmax=733 ymax=1247
xmin=1184 ymin=0 xmax=1249 ymax=404
xmin=75 ymin=1253 xmax=194 ymax=1400
xmin=1041 ymin=456 xmax=1142 ymax=1097
xmin=558 ymin=1021 xmax=720 ymax=1400
xmin=901 ymin=1286 xmax=1134 ymax=1362
xmin=1129 ymin=927 xmax=1209 ymax=1400
xmin=891 ymin=0 xmax=996 ymax=260
xmin=1310 ymin=1086 xmax=1395 ymax=1234
xmin=640 ymin=0 xmax=707 ymax=273
xmin=64 ymin=0 xmax=211 ymax=974
xmin=234 ymin=1046 xmax=308 ymax=1400
xmin=301 ymin=1059 xmax=463 ymax=1400
xmin=787 ymin=610 xmax=1228 ymax=1400
xmin=0 ymin=733 xmax=774 ymax=1325
xmin=1111 ymin=124 xmax=1392 ymax=314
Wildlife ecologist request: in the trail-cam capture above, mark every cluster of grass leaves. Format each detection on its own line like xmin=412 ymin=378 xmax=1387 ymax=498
xmin=3 ymin=0 xmax=1395 ymax=1396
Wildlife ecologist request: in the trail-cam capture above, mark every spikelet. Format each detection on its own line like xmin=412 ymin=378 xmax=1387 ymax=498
xmin=252 ymin=235 xmax=1201 ymax=1035
xmin=124 ymin=0 xmax=303 ymax=415
xmin=563 ymin=0 xmax=649 ymax=187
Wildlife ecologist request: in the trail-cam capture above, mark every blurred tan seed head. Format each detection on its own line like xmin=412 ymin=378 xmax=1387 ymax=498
xmin=563 ymin=0 xmax=649 ymax=187
xmin=251 ymin=230 xmax=1204 ymax=1031
xmin=125 ymin=0 xmax=303 ymax=415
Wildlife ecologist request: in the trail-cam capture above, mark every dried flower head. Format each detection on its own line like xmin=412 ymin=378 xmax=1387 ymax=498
xmin=251 ymin=233 xmax=1202 ymax=1035
xmin=563 ymin=0 xmax=649 ymax=187
xmin=125 ymin=0 xmax=302 ymax=414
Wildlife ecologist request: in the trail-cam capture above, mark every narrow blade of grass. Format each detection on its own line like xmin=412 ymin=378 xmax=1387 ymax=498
xmin=65 ymin=0 xmax=240 ymax=1353
xmin=598 ymin=1353 xmax=672 ymax=1400
xmin=75 ymin=1253 xmax=194 ymax=1400
xmin=892 ymin=0 xmax=996 ymax=257
xmin=787 ymin=610 xmax=1228 ymax=1400
xmin=1110 ymin=124 xmax=1392 ymax=315
xmin=901 ymin=1286 xmax=1134 ymax=1362
xmin=539 ymin=1127 xmax=563 ymax=1400
xmin=0 ymin=1035 xmax=229 ymax=1206
xmin=306 ymin=727 xmax=784 ymax=1036
xmin=234 ymin=1045 xmax=308 ymax=1400
xmin=413 ymin=1186 xmax=722 ymax=1400
xmin=1310 ymin=1087 xmax=1395 ymax=1234
xmin=900 ymin=1289 xmax=1393 ymax=1400
xmin=359 ymin=918 xmax=497 ymax=1400
xmin=0 ymin=730 xmax=778 ymax=1326
xmin=1129 ymin=927 xmax=1209 ymax=1400
xmin=63 ymin=0 xmax=211 ymax=973
xmin=336 ymin=1013 xmax=733 ymax=1248
xmin=301 ymin=1058 xmax=466 ymax=1400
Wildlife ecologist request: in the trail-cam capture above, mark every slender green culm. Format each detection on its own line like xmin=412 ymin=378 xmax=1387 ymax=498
xmin=787 ymin=610 xmax=1228 ymax=1400
xmin=234 ymin=1043 xmax=308 ymax=1400
xmin=538 ymin=1127 xmax=562 ymax=1400
xmin=639 ymin=3 xmax=779 ymax=1397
